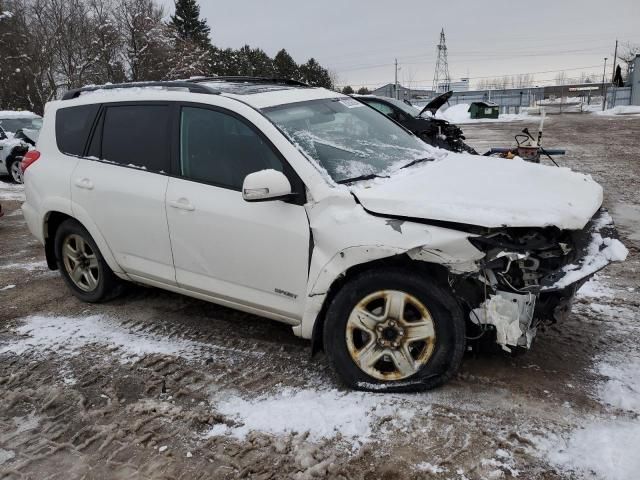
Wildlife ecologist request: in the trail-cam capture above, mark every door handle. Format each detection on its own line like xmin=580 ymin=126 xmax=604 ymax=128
xmin=74 ymin=178 xmax=94 ymax=190
xmin=168 ymin=198 xmax=195 ymax=211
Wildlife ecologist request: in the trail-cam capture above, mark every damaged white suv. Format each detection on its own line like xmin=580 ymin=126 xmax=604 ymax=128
xmin=22 ymin=78 xmax=627 ymax=391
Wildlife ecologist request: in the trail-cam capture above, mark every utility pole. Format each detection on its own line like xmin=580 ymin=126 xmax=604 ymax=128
xmin=394 ymin=58 xmax=399 ymax=99
xmin=602 ymin=57 xmax=608 ymax=111
xmin=612 ymin=39 xmax=618 ymax=81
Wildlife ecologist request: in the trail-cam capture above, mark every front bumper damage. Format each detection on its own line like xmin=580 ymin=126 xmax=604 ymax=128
xmin=463 ymin=209 xmax=627 ymax=352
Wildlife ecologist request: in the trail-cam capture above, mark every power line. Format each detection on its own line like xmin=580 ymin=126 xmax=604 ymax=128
xmin=335 ymin=63 xmax=604 ymax=88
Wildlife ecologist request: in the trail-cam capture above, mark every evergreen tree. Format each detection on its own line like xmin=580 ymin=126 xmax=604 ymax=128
xmin=341 ymin=85 xmax=354 ymax=94
xmin=357 ymin=87 xmax=370 ymax=95
xmin=273 ymin=49 xmax=298 ymax=80
xmin=299 ymin=58 xmax=332 ymax=88
xmin=170 ymin=0 xmax=210 ymax=47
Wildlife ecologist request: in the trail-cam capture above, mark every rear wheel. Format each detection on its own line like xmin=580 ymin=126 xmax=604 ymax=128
xmin=323 ymin=268 xmax=465 ymax=392
xmin=8 ymin=157 xmax=23 ymax=183
xmin=54 ymin=219 xmax=121 ymax=302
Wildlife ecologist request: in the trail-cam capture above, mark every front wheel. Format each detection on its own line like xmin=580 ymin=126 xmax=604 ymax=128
xmin=323 ymin=268 xmax=466 ymax=392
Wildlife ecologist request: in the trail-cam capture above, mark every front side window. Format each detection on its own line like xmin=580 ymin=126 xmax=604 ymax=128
xmin=263 ymin=98 xmax=432 ymax=183
xmin=180 ymin=106 xmax=283 ymax=189
xmin=100 ymin=105 xmax=170 ymax=173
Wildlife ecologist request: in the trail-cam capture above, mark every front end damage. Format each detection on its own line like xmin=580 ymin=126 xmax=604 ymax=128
xmin=451 ymin=209 xmax=628 ymax=352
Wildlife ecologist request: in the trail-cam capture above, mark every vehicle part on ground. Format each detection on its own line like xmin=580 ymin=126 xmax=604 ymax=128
xmin=484 ymin=110 xmax=565 ymax=164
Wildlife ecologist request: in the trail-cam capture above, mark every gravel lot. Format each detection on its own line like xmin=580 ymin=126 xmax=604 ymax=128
xmin=1 ymin=113 xmax=639 ymax=480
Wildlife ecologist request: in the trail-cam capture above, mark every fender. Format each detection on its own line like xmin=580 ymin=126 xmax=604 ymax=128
xmin=62 ymin=200 xmax=126 ymax=275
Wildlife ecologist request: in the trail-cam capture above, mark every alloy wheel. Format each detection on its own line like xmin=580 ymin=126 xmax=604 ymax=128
xmin=345 ymin=290 xmax=437 ymax=381
xmin=10 ymin=160 xmax=23 ymax=183
xmin=61 ymin=234 xmax=100 ymax=292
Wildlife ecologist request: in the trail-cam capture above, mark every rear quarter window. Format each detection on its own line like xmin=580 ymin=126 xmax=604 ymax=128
xmin=55 ymin=105 xmax=100 ymax=156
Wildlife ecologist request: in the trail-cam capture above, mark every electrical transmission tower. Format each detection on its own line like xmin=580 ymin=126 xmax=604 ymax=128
xmin=432 ymin=28 xmax=451 ymax=93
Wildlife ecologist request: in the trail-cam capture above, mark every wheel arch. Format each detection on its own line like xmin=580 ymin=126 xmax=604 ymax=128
xmin=43 ymin=210 xmax=123 ymax=275
xmin=309 ymin=255 xmax=450 ymax=355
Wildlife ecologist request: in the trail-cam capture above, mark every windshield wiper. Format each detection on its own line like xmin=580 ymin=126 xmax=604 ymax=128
xmin=336 ymin=173 xmax=388 ymax=184
xmin=399 ymin=157 xmax=434 ymax=170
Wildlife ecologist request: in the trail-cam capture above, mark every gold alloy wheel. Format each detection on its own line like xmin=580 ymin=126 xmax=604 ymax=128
xmin=346 ymin=290 xmax=437 ymax=381
xmin=61 ymin=234 xmax=100 ymax=292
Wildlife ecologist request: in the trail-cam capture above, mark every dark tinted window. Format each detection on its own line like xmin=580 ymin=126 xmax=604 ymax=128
xmin=180 ymin=107 xmax=282 ymax=189
xmin=101 ymin=105 xmax=170 ymax=173
xmin=56 ymin=105 xmax=99 ymax=156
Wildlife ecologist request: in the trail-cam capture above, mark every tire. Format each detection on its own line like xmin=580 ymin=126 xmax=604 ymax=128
xmin=323 ymin=268 xmax=465 ymax=392
xmin=54 ymin=219 xmax=121 ymax=303
xmin=8 ymin=157 xmax=23 ymax=184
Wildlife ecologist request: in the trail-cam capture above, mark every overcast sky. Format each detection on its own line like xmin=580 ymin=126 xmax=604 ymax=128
xmin=159 ymin=0 xmax=639 ymax=89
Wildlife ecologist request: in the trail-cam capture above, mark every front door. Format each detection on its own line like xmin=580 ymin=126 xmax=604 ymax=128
xmin=165 ymin=105 xmax=310 ymax=319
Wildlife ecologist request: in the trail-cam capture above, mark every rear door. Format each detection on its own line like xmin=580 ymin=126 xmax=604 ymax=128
xmin=71 ymin=102 xmax=176 ymax=284
xmin=165 ymin=104 xmax=310 ymax=320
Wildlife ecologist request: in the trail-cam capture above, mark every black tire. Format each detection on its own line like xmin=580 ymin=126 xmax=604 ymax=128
xmin=323 ymin=268 xmax=465 ymax=392
xmin=7 ymin=157 xmax=23 ymax=184
xmin=54 ymin=219 xmax=122 ymax=303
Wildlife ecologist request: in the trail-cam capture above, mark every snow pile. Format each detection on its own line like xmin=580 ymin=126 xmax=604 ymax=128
xmin=432 ymin=103 xmax=528 ymax=124
xmin=0 ymin=314 xmax=259 ymax=362
xmin=596 ymin=105 xmax=640 ymax=116
xmin=209 ymin=387 xmax=410 ymax=444
xmin=577 ymin=275 xmax=614 ymax=299
xmin=0 ymin=180 xmax=25 ymax=201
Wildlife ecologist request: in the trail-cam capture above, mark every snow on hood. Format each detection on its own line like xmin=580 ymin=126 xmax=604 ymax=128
xmin=352 ymin=153 xmax=603 ymax=230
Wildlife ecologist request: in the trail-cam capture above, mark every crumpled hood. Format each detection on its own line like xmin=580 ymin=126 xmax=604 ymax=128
xmin=352 ymin=153 xmax=603 ymax=230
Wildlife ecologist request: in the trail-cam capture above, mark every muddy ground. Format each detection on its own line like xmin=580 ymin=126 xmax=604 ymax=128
xmin=0 ymin=113 xmax=639 ymax=479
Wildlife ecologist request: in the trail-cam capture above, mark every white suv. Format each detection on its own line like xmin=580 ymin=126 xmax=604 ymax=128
xmin=22 ymin=77 xmax=626 ymax=391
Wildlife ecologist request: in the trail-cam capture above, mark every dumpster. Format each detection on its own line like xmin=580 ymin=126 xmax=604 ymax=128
xmin=469 ymin=101 xmax=499 ymax=119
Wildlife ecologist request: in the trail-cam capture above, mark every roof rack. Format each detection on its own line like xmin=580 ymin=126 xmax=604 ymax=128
xmin=62 ymin=81 xmax=220 ymax=100
xmin=188 ymin=76 xmax=309 ymax=87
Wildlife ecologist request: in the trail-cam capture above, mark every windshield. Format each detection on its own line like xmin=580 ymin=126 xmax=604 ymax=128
xmin=0 ymin=117 xmax=42 ymax=133
xmin=381 ymin=97 xmax=420 ymax=117
xmin=263 ymin=97 xmax=432 ymax=183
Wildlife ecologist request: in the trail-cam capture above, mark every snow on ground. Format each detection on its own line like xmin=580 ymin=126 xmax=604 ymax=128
xmin=596 ymin=105 xmax=640 ymax=116
xmin=576 ymin=274 xmax=614 ymax=298
xmin=532 ymin=281 xmax=640 ymax=480
xmin=208 ymin=387 xmax=409 ymax=445
xmin=433 ymin=103 xmax=529 ymax=124
xmin=0 ymin=260 xmax=48 ymax=271
xmin=0 ymin=314 xmax=262 ymax=363
xmin=0 ymin=179 xmax=24 ymax=201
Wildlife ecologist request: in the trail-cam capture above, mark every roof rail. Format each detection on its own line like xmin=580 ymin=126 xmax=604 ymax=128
xmin=62 ymin=81 xmax=220 ymax=100
xmin=188 ymin=76 xmax=310 ymax=87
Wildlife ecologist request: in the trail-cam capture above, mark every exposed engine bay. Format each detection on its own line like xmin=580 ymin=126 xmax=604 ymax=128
xmin=451 ymin=209 xmax=627 ymax=351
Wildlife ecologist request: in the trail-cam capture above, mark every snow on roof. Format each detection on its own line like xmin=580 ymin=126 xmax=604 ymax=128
xmin=0 ymin=110 xmax=40 ymax=119
xmin=226 ymin=87 xmax=343 ymax=109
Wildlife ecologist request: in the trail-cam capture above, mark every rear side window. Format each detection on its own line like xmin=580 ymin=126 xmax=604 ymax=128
xmin=56 ymin=105 xmax=100 ymax=156
xmin=98 ymin=105 xmax=170 ymax=173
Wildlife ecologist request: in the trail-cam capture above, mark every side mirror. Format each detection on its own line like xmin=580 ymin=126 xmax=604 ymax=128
xmin=242 ymin=169 xmax=292 ymax=202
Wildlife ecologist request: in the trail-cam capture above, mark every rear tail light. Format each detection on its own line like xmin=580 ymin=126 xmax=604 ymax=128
xmin=21 ymin=150 xmax=41 ymax=173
